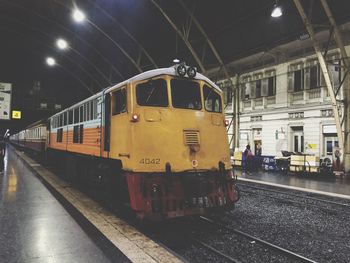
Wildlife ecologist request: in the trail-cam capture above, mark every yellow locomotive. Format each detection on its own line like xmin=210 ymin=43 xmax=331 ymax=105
xmin=14 ymin=64 xmax=239 ymax=219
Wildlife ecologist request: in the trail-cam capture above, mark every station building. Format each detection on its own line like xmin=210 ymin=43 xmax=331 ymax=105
xmin=219 ymin=30 xmax=350 ymax=162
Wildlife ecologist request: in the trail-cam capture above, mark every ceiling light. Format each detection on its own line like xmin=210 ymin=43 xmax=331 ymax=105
xmin=56 ymin=38 xmax=68 ymax=50
xmin=72 ymin=8 xmax=86 ymax=23
xmin=271 ymin=4 xmax=282 ymax=18
xmin=46 ymin=57 xmax=56 ymax=67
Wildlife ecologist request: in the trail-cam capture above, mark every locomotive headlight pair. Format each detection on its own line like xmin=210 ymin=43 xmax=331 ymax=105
xmin=175 ymin=63 xmax=197 ymax=78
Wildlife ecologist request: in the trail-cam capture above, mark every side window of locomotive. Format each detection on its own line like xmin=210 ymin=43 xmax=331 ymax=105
xmin=204 ymin=85 xmax=222 ymax=113
xmin=171 ymin=79 xmax=201 ymax=110
xmin=136 ymin=79 xmax=168 ymax=107
xmin=112 ymin=88 xmax=127 ymax=115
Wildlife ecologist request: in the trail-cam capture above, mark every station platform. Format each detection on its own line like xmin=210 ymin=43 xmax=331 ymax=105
xmin=234 ymin=168 xmax=350 ymax=197
xmin=0 ymin=146 xmax=182 ymax=263
xmin=0 ymin=146 xmax=128 ymax=263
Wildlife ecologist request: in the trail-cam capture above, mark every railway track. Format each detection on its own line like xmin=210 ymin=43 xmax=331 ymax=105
xmin=238 ymin=183 xmax=350 ymax=210
xmin=237 ymin=183 xmax=350 ymax=207
xmin=198 ymin=216 xmax=318 ymax=263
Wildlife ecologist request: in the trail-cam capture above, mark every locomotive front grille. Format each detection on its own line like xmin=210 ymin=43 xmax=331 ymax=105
xmin=183 ymin=130 xmax=200 ymax=145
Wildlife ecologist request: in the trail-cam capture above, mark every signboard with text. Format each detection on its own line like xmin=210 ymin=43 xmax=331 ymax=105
xmin=0 ymin=82 xmax=12 ymax=120
xmin=12 ymin=110 xmax=21 ymax=119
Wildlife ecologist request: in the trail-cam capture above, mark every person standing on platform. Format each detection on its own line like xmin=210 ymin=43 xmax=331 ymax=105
xmin=243 ymin=145 xmax=253 ymax=174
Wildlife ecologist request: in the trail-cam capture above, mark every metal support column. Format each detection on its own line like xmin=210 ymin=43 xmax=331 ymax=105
xmin=320 ymin=0 xmax=350 ymax=173
xmin=234 ymin=75 xmax=240 ymax=149
xmin=294 ymin=0 xmax=344 ymax=162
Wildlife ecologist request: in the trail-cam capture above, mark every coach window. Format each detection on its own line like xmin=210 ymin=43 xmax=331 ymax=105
xmin=171 ymin=79 xmax=202 ymax=110
xmin=90 ymin=101 xmax=94 ymax=120
xmin=112 ymin=88 xmax=127 ymax=115
xmin=204 ymin=84 xmax=222 ymax=113
xmin=74 ymin=107 xmax=79 ymax=124
xmin=65 ymin=112 xmax=67 ymax=125
xmin=57 ymin=128 xmax=63 ymax=143
xmin=69 ymin=110 xmax=73 ymax=125
xmin=93 ymin=99 xmax=98 ymax=119
xmin=136 ymin=79 xmax=168 ymax=107
xmin=79 ymin=105 xmax=84 ymax=122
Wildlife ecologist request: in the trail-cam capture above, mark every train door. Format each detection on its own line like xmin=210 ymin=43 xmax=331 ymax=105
xmin=104 ymin=93 xmax=111 ymax=153
xmin=109 ymin=87 xmax=128 ymax=159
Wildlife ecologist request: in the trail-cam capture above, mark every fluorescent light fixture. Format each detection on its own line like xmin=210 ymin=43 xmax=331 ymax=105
xmin=72 ymin=8 xmax=86 ymax=23
xmin=46 ymin=57 xmax=56 ymax=66
xmin=56 ymin=38 xmax=68 ymax=50
xmin=271 ymin=4 xmax=282 ymax=17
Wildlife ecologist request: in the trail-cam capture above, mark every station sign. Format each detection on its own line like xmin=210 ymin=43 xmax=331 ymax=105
xmin=12 ymin=110 xmax=21 ymax=119
xmin=0 ymin=82 xmax=12 ymax=120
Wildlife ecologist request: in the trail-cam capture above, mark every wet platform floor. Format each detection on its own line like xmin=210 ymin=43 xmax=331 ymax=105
xmin=234 ymin=168 xmax=350 ymax=196
xmin=0 ymin=146 xmax=126 ymax=263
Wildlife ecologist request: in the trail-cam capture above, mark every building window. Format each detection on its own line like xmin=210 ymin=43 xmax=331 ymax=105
xmin=267 ymin=76 xmax=276 ymax=96
xmin=243 ymin=83 xmax=251 ymax=100
xmin=294 ymin=69 xmax=304 ymax=91
xmin=255 ymin=79 xmax=262 ymax=98
xmin=310 ymin=64 xmax=319 ymax=89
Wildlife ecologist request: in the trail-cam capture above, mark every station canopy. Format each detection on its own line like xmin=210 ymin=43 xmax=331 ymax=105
xmin=0 ymin=0 xmax=349 ymax=105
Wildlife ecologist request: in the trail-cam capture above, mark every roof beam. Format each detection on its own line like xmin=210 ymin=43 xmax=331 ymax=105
xmin=149 ymin=0 xmax=206 ymax=73
xmin=177 ymin=0 xmax=231 ymax=81
xmin=87 ymin=0 xmax=158 ymax=69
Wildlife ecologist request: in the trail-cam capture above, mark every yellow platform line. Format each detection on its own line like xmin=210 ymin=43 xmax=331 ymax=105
xmin=14 ymin=149 xmax=183 ymax=263
xmin=237 ymin=177 xmax=350 ymax=200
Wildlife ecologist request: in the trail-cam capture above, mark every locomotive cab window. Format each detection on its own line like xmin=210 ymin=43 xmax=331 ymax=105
xmin=204 ymin=85 xmax=222 ymax=113
xmin=112 ymin=88 xmax=127 ymax=115
xmin=136 ymin=79 xmax=168 ymax=107
xmin=171 ymin=79 xmax=201 ymax=110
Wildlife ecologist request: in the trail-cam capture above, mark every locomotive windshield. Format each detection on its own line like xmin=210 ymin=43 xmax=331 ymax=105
xmin=204 ymin=84 xmax=222 ymax=113
xmin=136 ymin=79 xmax=168 ymax=107
xmin=171 ymin=79 xmax=202 ymax=110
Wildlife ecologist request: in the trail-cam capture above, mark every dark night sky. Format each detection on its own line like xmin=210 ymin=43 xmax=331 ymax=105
xmin=0 ymin=0 xmax=349 ymax=136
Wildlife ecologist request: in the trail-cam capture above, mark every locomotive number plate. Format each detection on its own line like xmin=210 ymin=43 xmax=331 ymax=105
xmin=139 ymin=158 xmax=160 ymax=165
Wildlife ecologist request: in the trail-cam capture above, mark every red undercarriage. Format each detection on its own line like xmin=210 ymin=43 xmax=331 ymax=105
xmin=126 ymin=171 xmax=238 ymax=220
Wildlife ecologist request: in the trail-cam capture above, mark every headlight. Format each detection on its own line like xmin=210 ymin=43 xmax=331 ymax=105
xmin=187 ymin=66 xmax=196 ymax=78
xmin=176 ymin=64 xmax=187 ymax=76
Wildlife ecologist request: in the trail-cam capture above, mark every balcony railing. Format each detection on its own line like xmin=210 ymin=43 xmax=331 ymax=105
xmin=243 ymin=100 xmax=251 ymax=109
xmin=254 ymin=98 xmax=263 ymax=107
xmin=291 ymin=91 xmax=304 ymax=102
xmin=266 ymin=96 xmax=276 ymax=106
xmin=308 ymin=88 xmax=321 ymax=99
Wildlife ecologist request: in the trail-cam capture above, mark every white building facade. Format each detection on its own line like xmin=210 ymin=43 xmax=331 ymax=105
xmin=220 ymin=45 xmax=349 ymax=161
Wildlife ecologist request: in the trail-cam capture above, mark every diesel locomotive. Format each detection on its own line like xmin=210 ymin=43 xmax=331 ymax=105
xmin=11 ymin=64 xmax=239 ymax=220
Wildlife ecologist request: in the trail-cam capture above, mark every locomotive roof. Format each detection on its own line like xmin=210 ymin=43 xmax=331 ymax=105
xmin=50 ymin=67 xmax=221 ymax=119
xmin=105 ymin=67 xmax=222 ymax=94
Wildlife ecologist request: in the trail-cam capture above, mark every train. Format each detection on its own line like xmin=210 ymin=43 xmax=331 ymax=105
xmin=10 ymin=63 xmax=239 ymax=220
